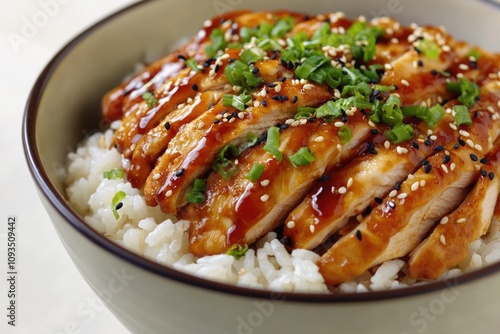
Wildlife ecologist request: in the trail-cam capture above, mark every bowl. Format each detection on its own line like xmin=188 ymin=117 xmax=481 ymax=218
xmin=23 ymin=0 xmax=500 ymax=333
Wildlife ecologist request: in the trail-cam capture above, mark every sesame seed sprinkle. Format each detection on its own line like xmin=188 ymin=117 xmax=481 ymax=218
xmin=440 ymin=216 xmax=449 ymax=225
xmin=355 ymin=230 xmax=362 ymax=241
xmin=441 ymin=164 xmax=449 ymax=174
xmin=401 ymin=79 xmax=410 ymax=87
xmin=165 ymin=190 xmax=173 ymax=197
xmin=347 ymin=177 xmax=353 ymax=188
xmin=397 ymin=192 xmax=408 ymax=199
xmin=467 ymin=139 xmax=474 ymax=148
xmin=440 ymin=235 xmax=447 ymax=245
xmin=411 ymin=181 xmax=419 ymax=192
xmin=153 ymin=173 xmax=161 ymax=180
xmin=309 ymin=225 xmax=315 ymax=233
xmin=389 ymin=190 xmax=397 ymax=198
xmin=314 ymin=136 xmax=325 ymax=143
xmin=457 ymin=218 xmax=466 ymax=224
xmin=260 ymin=194 xmax=270 ymax=202
xmin=338 ymin=187 xmax=347 ymax=194
xmin=384 ymin=141 xmax=391 ymax=149
xmin=260 ymin=179 xmax=270 ymax=187
xmin=420 ymin=180 xmax=426 ymax=187
xmin=287 ymin=221 xmax=296 ymax=229
xmin=459 ymin=130 xmax=470 ymax=137
xmin=450 ymin=163 xmax=456 ymax=171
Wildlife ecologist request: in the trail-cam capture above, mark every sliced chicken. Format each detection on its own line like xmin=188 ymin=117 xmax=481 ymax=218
xmin=145 ymin=79 xmax=333 ymax=213
xmin=318 ymin=82 xmax=500 ymax=285
xmin=181 ymin=112 xmax=371 ymax=257
xmin=409 ymin=143 xmax=500 ymax=279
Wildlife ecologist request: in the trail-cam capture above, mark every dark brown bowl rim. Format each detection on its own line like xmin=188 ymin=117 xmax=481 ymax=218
xmin=22 ymin=0 xmax=500 ymax=303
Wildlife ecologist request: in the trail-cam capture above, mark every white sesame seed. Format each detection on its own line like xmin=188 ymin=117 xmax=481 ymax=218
xmin=260 ymin=179 xmax=270 ymax=187
xmin=457 ymin=218 xmax=466 ymax=224
xmin=356 ymin=215 xmax=363 ymax=222
xmin=457 ymin=73 xmax=464 ymax=78
xmin=389 ymin=190 xmax=397 ymax=197
xmin=487 ymin=106 xmax=495 ymax=114
xmin=440 ymin=216 xmax=449 ymax=225
xmin=347 ymin=177 xmax=353 ymax=189
xmin=314 ymin=136 xmax=325 ymax=143
xmin=229 ymin=117 xmax=236 ymax=123
xmin=397 ymin=192 xmax=408 ymax=199
xmin=234 ymin=159 xmax=239 ymax=165
xmin=334 ymin=121 xmax=345 ymax=128
xmin=384 ymin=63 xmax=393 ymax=70
xmin=338 ymin=186 xmax=347 ymax=194
xmin=310 ymin=225 xmax=315 ymax=233
xmin=411 ymin=181 xmax=419 ymax=192
xmin=303 ymin=83 xmax=314 ymax=90
xmin=299 ymin=118 xmax=307 ymax=125
xmin=177 ymin=103 xmax=185 ymax=109
xmin=391 ymin=37 xmax=399 ymax=44
xmin=440 ymin=234 xmax=447 ymax=245
xmin=165 ymin=190 xmax=173 ymax=198
xmin=291 ymin=120 xmax=300 ymax=127
xmin=285 ymin=119 xmax=294 ymax=125
xmin=475 ymin=164 xmax=481 ymax=171
xmin=368 ymin=120 xmax=376 ymax=128
xmin=401 ymin=79 xmax=410 ymax=87
xmin=275 ymin=84 xmax=282 ymax=93
xmin=450 ymin=163 xmax=456 ymax=171
xmin=238 ymin=112 xmax=245 ymax=119
xmin=430 ymin=135 xmax=438 ymax=141
xmin=253 ymin=100 xmax=260 ymax=108
xmin=475 ymin=144 xmax=483 ymax=151
xmin=260 ymin=194 xmax=270 ymax=202
xmin=459 ymin=130 xmax=470 ymax=137
xmin=396 ymin=146 xmax=408 ymax=155
xmin=408 ymin=174 xmax=415 ymax=180
xmin=467 ymin=139 xmax=474 ymax=148
xmin=287 ymin=221 xmax=296 ymax=229
xmin=458 ymin=64 xmax=469 ymax=71
xmin=334 ymin=89 xmax=341 ymax=99
xmin=449 ymin=123 xmax=458 ymax=130
xmin=384 ymin=141 xmax=391 ymax=149
xmin=441 ymin=164 xmax=449 ymax=174
xmin=153 ymin=173 xmax=161 ymax=180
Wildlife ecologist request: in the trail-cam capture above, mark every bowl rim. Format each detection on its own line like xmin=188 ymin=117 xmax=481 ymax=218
xmin=22 ymin=0 xmax=500 ymax=303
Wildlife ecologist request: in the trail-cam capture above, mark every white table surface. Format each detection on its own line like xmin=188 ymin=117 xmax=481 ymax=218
xmin=2 ymin=1 xmax=500 ymax=334
xmin=0 ymin=1 xmax=137 ymax=333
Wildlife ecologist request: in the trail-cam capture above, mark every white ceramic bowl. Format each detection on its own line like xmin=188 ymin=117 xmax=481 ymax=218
xmin=23 ymin=0 xmax=500 ymax=333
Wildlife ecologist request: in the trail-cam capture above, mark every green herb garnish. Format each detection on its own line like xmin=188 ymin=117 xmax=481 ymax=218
xmin=417 ymin=39 xmax=441 ymax=60
xmin=205 ymin=28 xmax=227 ymax=58
xmin=338 ymin=126 xmax=353 ymax=144
xmin=185 ymin=57 xmax=201 ymax=72
xmin=103 ymin=168 xmax=123 ymax=180
xmin=385 ymin=124 xmax=415 ymax=143
xmin=289 ymin=147 xmax=316 ymax=168
xmin=226 ymin=244 xmax=249 ymax=259
xmin=246 ymin=163 xmax=265 ymax=181
xmin=212 ymin=144 xmax=240 ymax=179
xmin=142 ymin=92 xmax=158 ymax=108
xmin=446 ymin=78 xmax=480 ymax=107
xmin=454 ymin=105 xmax=472 ymax=126
xmin=223 ymin=94 xmax=252 ymax=111
xmin=111 ymin=191 xmax=126 ymax=220
xmin=186 ymin=179 xmax=206 ymax=204
xmin=263 ymin=126 xmax=283 ymax=162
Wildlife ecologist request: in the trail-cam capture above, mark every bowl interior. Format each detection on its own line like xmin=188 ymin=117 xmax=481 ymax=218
xmin=24 ymin=0 xmax=500 ymax=301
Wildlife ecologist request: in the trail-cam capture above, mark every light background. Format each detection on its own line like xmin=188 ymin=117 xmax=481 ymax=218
xmin=0 ymin=1 xmax=137 ymax=333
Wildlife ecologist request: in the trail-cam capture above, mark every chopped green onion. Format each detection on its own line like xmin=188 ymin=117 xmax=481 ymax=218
xmin=386 ymin=124 xmax=415 ymax=143
xmin=263 ymin=127 xmax=283 ymax=162
xmin=224 ymin=60 xmax=263 ymax=92
xmin=257 ymin=38 xmax=283 ymax=51
xmin=238 ymin=132 xmax=259 ymax=153
xmin=142 ymin=92 xmax=158 ymax=108
xmin=212 ymin=144 xmax=240 ymax=179
xmin=295 ymin=55 xmax=329 ymax=79
xmin=401 ymin=105 xmax=428 ymax=118
xmin=341 ymin=82 xmax=372 ymax=98
xmin=239 ymin=48 xmax=265 ymax=65
xmin=257 ymin=23 xmax=273 ymax=38
xmin=185 ymin=57 xmax=201 ymax=72
xmin=271 ymin=17 xmax=294 ymax=37
xmin=226 ymin=244 xmax=249 ymax=259
xmin=467 ymin=48 xmax=481 ymax=60
xmin=289 ymin=147 xmax=316 ymax=168
xmin=373 ymin=84 xmax=396 ymax=93
xmin=186 ymin=179 xmax=206 ymax=204
xmin=417 ymin=39 xmax=441 ymax=60
xmin=111 ymin=191 xmax=126 ymax=220
xmin=424 ymin=104 xmax=445 ymax=128
xmin=446 ymin=78 xmax=480 ymax=108
xmin=338 ymin=126 xmax=352 ymax=144
xmin=205 ymin=28 xmax=227 ymax=58
xmin=315 ymin=100 xmax=342 ymax=121
xmin=223 ymin=94 xmax=252 ymax=111
xmin=294 ymin=106 xmax=316 ymax=119
xmin=380 ymin=95 xmax=403 ymax=127
xmin=246 ymin=163 xmax=265 ymax=181
xmin=103 ymin=168 xmax=123 ymax=180
xmin=239 ymin=27 xmax=256 ymax=43
xmin=454 ymin=105 xmax=472 ymax=126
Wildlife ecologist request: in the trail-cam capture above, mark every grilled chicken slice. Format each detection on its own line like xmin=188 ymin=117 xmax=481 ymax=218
xmin=145 ymin=79 xmax=333 ymax=213
xmin=284 ymin=113 xmax=458 ymax=250
xmin=318 ymin=82 xmax=500 ymax=285
xmin=409 ymin=144 xmax=500 ymax=279
xmin=127 ymin=90 xmax=228 ymax=189
xmin=181 ymin=112 xmax=372 ymax=257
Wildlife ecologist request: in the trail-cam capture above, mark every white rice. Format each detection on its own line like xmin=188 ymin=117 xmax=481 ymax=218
xmin=65 ymin=125 xmax=500 ymax=293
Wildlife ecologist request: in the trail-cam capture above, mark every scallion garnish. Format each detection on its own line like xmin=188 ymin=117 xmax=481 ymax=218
xmin=238 ymin=132 xmax=259 ymax=153
xmin=295 ymin=55 xmax=329 ymax=80
xmin=205 ymin=28 xmax=227 ymax=58
xmin=103 ymin=168 xmax=123 ymax=180
xmin=226 ymin=244 xmax=249 ymax=259
xmin=380 ymin=95 xmax=404 ymax=127
xmin=338 ymin=126 xmax=353 ymax=144
xmin=142 ymin=92 xmax=158 ymax=108
xmin=185 ymin=57 xmax=201 ymax=72
xmin=467 ymin=48 xmax=481 ymax=60
xmin=223 ymin=94 xmax=252 ymax=111
xmin=224 ymin=60 xmax=263 ymax=92
xmin=454 ymin=105 xmax=472 ymax=126
xmin=111 ymin=191 xmax=126 ymax=220
xmin=246 ymin=163 xmax=265 ymax=181
xmin=417 ymin=39 xmax=441 ymax=60
xmin=373 ymin=84 xmax=396 ymax=93
xmin=446 ymin=78 xmax=480 ymax=107
xmin=212 ymin=144 xmax=240 ymax=179
xmin=294 ymin=106 xmax=316 ymax=119
xmin=424 ymin=104 xmax=445 ymax=128
xmin=271 ymin=17 xmax=295 ymax=38
xmin=386 ymin=124 xmax=415 ymax=143
xmin=263 ymin=127 xmax=283 ymax=162
xmin=239 ymin=48 xmax=265 ymax=65
xmin=289 ymin=147 xmax=316 ymax=168
xmin=186 ymin=178 xmax=206 ymax=204
xmin=315 ymin=100 xmax=342 ymax=121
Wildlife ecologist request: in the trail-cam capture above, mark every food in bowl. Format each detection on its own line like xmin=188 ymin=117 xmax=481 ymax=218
xmin=66 ymin=10 xmax=500 ymax=292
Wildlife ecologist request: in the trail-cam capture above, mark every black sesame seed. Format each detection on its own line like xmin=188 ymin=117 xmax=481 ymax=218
xmin=280 ymin=77 xmax=287 ymax=82
xmin=474 ymin=111 xmax=479 ymax=118
xmin=412 ymin=141 xmax=420 ymax=149
xmin=175 ymin=168 xmax=185 ymax=177
xmin=115 ymin=202 xmax=123 ymax=210
xmin=424 ymin=139 xmax=431 ymax=146
xmin=414 ymin=47 xmax=422 ymax=54
xmin=355 ymin=230 xmax=362 ymax=241
xmin=374 ymin=197 xmax=383 ymax=204
xmin=371 ymin=129 xmax=379 ymax=135
xmin=417 ymin=60 xmax=424 ymax=67
xmin=192 ymin=84 xmax=198 ymax=91
xmin=280 ymin=124 xmax=290 ymax=130
xmin=270 ymin=51 xmax=279 ymax=60
xmin=266 ymin=83 xmax=278 ymax=88
xmin=177 ymin=54 xmax=187 ymax=60
xmin=364 ymin=206 xmax=373 ymax=215
xmin=261 ymin=100 xmax=268 ymax=107
xmin=481 ymin=169 xmax=487 ymax=177
xmin=420 ymin=159 xmax=429 ymax=166
xmin=489 ymin=172 xmax=495 ymax=180
xmin=372 ymin=90 xmax=381 ymax=97
xmin=292 ymin=95 xmax=298 ymax=103
xmin=480 ymin=157 xmax=488 ymax=164
xmin=368 ymin=149 xmax=378 ymax=154
xmin=214 ymin=64 xmax=220 ymax=73
xmin=395 ymin=181 xmax=401 ymax=191
xmin=470 ymin=153 xmax=478 ymax=161
xmin=272 ymin=95 xmax=280 ymax=101
xmin=360 ymin=109 xmax=367 ymax=116
xmin=319 ymin=175 xmax=330 ymax=182
xmin=164 ymin=122 xmax=171 ymax=130
xmin=283 ymin=95 xmax=289 ymax=101
xmin=431 ymin=69 xmax=438 ymax=76
xmin=434 ymin=145 xmax=444 ymax=152
xmin=308 ymin=117 xmax=315 ymax=123
xmin=454 ymin=143 xmax=460 ymax=149
xmin=443 ymin=155 xmax=451 ymax=164
xmin=470 ymin=61 xmax=478 ymax=69
xmin=213 ymin=119 xmax=220 ymax=124
xmin=288 ymin=61 xmax=294 ymax=70
xmin=280 ymin=59 xmax=287 ymax=67
xmin=458 ymin=138 xmax=466 ymax=146
xmin=387 ymin=200 xmax=396 ymax=209
xmin=424 ymin=164 xmax=432 ymax=174
xmin=252 ymin=67 xmax=260 ymax=74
